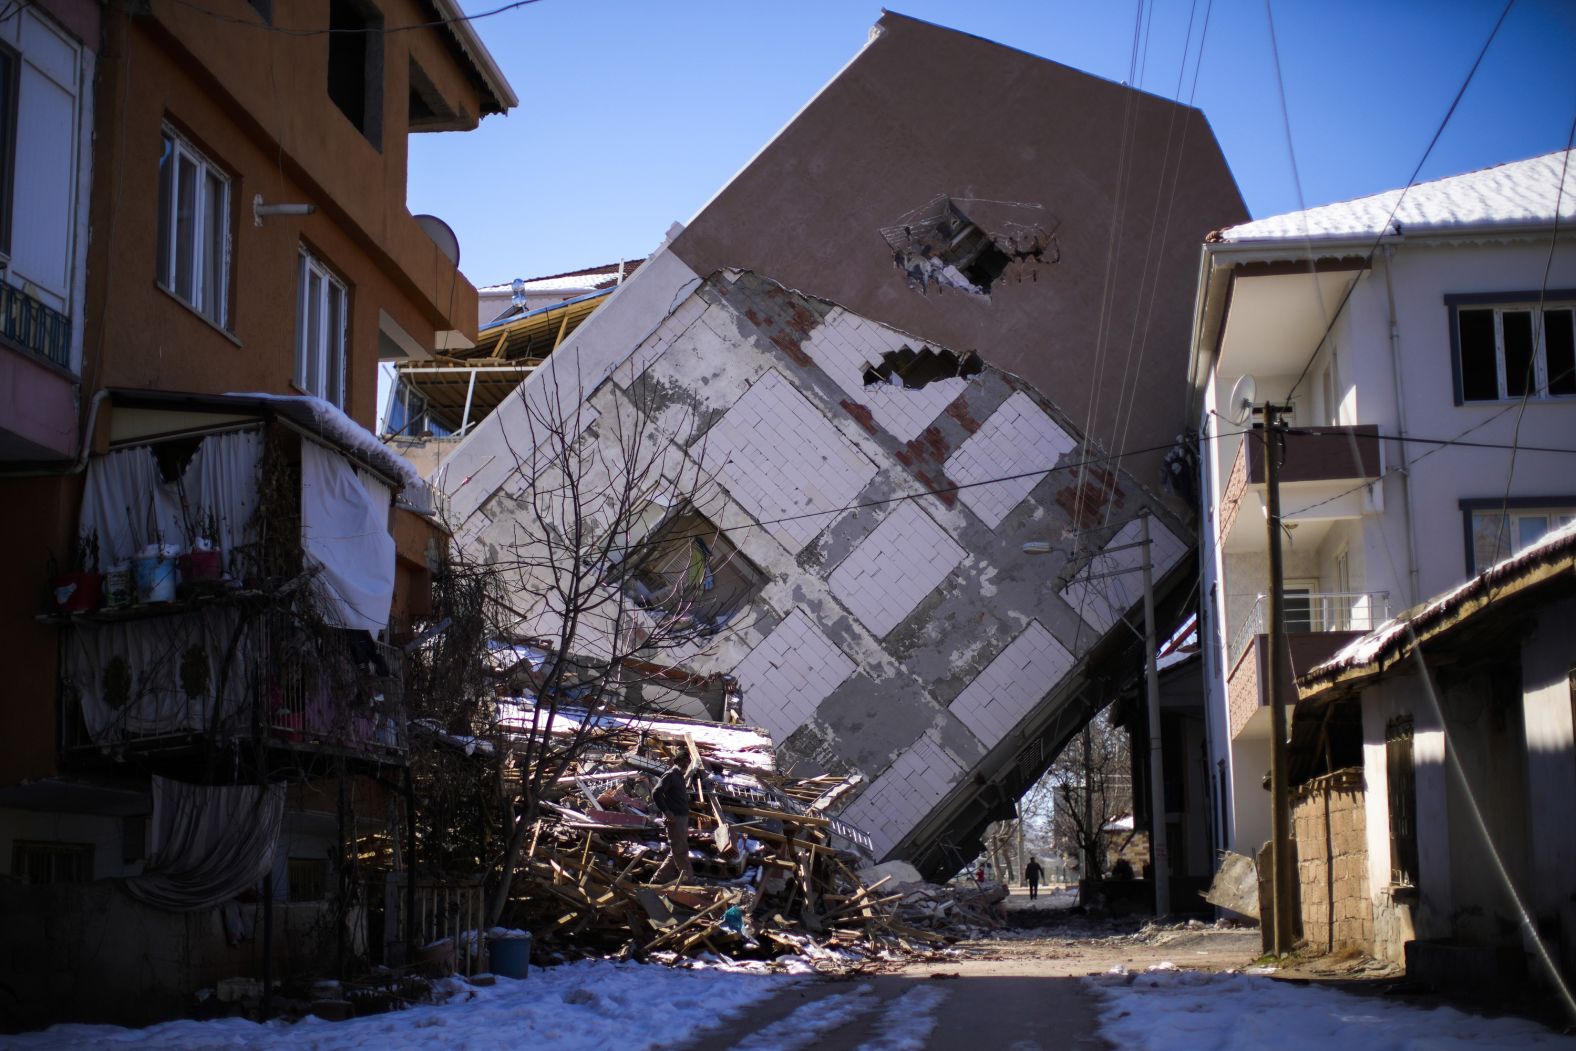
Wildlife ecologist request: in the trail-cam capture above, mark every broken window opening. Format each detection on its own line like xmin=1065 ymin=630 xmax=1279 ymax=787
xmin=882 ymin=197 xmax=1057 ymax=297
xmin=617 ymin=508 xmax=763 ymax=635
xmin=862 ymin=345 xmax=983 ymax=389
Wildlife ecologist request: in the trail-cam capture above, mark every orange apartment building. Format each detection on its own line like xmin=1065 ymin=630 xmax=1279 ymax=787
xmin=0 ymin=0 xmax=514 ymax=1025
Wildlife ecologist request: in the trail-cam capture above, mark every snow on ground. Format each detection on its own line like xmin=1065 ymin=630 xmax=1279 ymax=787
xmin=3 ymin=960 xmax=796 ymax=1051
xmin=1089 ymin=966 xmax=1576 ymax=1051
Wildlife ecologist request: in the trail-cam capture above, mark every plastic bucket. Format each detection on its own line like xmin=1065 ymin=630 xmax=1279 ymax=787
xmin=487 ymin=933 xmax=531 ymax=979
xmin=132 ymin=556 xmax=177 ymax=603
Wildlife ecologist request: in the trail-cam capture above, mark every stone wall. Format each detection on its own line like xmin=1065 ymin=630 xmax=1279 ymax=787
xmin=1292 ymin=767 xmax=1374 ymax=953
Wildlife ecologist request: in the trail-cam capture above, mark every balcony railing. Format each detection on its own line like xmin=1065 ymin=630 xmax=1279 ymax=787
xmin=1229 ymin=590 xmax=1390 ymax=664
xmin=0 ymin=281 xmax=71 ymax=370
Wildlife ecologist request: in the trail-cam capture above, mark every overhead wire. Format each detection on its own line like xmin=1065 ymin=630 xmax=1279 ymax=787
xmin=163 ymin=0 xmax=547 ymax=36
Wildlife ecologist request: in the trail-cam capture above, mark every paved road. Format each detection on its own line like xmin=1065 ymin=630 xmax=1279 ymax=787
xmin=681 ymin=915 xmax=1259 ymax=1051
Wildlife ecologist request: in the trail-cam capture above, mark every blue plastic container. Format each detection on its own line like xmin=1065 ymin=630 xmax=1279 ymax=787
xmin=132 ymin=556 xmax=177 ymax=603
xmin=487 ymin=933 xmax=532 ymax=979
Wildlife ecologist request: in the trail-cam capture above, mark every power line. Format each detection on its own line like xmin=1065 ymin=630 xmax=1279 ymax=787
xmin=1280 ymin=425 xmax=1576 ymax=457
xmin=1280 ymin=0 xmax=1518 ymax=404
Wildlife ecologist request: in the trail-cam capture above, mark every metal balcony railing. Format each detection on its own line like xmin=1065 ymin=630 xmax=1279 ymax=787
xmin=1229 ymin=590 xmax=1391 ymax=664
xmin=0 ymin=281 xmax=71 ymax=370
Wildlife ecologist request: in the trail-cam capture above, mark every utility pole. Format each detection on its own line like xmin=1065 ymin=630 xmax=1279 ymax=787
xmin=1263 ymin=404 xmax=1294 ymax=956
xmin=1140 ymin=511 xmax=1170 ymax=917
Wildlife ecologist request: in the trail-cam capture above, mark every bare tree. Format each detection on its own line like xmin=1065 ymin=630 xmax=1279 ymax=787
xmin=442 ymin=366 xmax=757 ymax=924
xmin=1032 ymin=710 xmax=1132 ymax=882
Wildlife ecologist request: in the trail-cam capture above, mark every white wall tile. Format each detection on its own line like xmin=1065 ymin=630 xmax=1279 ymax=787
xmin=694 ymin=369 xmax=877 ymax=553
xmin=731 ymin=609 xmax=857 ymax=745
xmin=829 ymin=501 xmax=966 ymax=637
xmin=948 ymin=621 xmax=1073 ymax=748
xmin=944 ymin=391 xmax=1076 ymax=529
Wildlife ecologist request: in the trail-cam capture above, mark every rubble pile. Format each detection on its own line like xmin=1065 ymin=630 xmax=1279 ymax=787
xmin=480 ymin=702 xmax=954 ymax=968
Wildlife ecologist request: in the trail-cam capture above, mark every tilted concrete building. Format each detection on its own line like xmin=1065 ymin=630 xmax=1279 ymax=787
xmin=439 ymin=13 xmax=1247 ymax=875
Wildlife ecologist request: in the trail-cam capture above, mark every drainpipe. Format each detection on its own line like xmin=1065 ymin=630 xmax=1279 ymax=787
xmin=1382 ymin=246 xmax=1421 ymax=608
xmin=0 ymin=387 xmax=112 ymax=477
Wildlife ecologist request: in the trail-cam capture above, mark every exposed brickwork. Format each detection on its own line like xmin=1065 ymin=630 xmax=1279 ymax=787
xmin=694 ymin=369 xmax=878 ymax=554
xmin=828 ymin=501 xmax=966 ymax=638
xmin=730 ymin=609 xmax=857 ymax=745
xmin=1227 ymin=638 xmax=1262 ymax=739
xmin=1219 ymin=438 xmax=1248 ymax=542
xmin=1054 ymin=466 xmax=1125 ymax=530
xmin=947 ymin=621 xmax=1073 ymax=745
xmin=945 ymin=391 xmax=1076 ymax=529
xmin=1293 ymin=769 xmax=1374 ymax=954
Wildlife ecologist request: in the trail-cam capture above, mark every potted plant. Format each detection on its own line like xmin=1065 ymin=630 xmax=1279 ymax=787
xmin=180 ymin=508 xmax=224 ymax=585
xmin=52 ymin=530 xmax=101 ymax=613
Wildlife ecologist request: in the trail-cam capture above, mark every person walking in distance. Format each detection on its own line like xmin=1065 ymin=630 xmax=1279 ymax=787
xmin=1025 ymin=856 xmax=1044 ymax=900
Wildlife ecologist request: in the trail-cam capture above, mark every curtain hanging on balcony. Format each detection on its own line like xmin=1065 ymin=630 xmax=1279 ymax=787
xmin=125 ymin=776 xmax=285 ymax=912
xmin=300 ymin=438 xmax=395 ymax=631
xmin=79 ymin=427 xmax=264 ymax=567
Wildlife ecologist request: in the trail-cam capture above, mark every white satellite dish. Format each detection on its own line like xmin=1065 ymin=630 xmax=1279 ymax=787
xmin=1228 ymin=374 xmax=1258 ymax=426
xmin=415 ymin=214 xmax=461 ymax=267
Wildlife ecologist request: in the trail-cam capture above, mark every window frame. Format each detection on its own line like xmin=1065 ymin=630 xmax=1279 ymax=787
xmin=614 ymin=505 xmax=764 ymax=635
xmin=0 ymin=40 xmax=17 ymax=260
xmin=156 ymin=124 xmax=233 ymax=330
xmin=1446 ymin=291 xmax=1576 ymax=405
xmin=1384 ymin=717 xmax=1418 ymax=888
xmin=1458 ymin=496 xmax=1576 ymax=575
xmin=294 ymin=246 xmax=349 ymax=407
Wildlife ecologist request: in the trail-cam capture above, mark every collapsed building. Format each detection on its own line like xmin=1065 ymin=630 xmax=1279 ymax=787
xmin=434 ymin=13 xmax=1248 ymax=878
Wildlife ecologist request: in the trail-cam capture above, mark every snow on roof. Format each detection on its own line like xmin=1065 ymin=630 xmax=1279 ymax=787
xmin=225 ymin=392 xmax=427 ymax=497
xmin=1218 ymin=148 xmax=1576 ymax=244
xmin=1302 ymin=518 xmax=1576 ymax=689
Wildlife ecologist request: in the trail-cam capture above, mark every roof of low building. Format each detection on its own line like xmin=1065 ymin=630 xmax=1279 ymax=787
xmin=478 ymin=260 xmax=647 ymax=297
xmin=1299 ymin=518 xmax=1576 ymax=696
xmin=1217 ymin=147 xmax=1576 ymax=245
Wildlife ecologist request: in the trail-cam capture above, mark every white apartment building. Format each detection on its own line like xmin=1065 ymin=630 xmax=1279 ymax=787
xmin=1187 ymin=149 xmax=1576 ymax=859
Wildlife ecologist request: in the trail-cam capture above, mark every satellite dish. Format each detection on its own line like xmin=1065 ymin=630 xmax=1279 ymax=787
xmin=1228 ymin=374 xmax=1258 ymax=426
xmin=415 ymin=214 xmax=461 ymax=267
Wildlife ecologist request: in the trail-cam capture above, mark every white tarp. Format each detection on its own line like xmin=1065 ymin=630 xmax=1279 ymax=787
xmin=301 ymin=439 xmax=395 ymax=631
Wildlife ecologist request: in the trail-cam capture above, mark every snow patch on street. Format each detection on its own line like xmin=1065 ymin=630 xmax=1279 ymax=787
xmin=5 ymin=960 xmax=793 ymax=1051
xmin=859 ymin=985 xmax=949 ymax=1051
xmin=733 ymin=983 xmax=880 ymax=1051
xmin=1088 ymin=967 xmax=1576 ymax=1050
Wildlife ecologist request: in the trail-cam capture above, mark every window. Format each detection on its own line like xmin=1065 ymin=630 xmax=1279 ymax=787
xmin=157 ymin=127 xmax=231 ymax=328
xmin=327 ymin=0 xmax=384 ymax=148
xmin=12 ymin=841 xmax=93 ymax=883
xmin=618 ymin=508 xmax=763 ymax=634
xmin=287 ymin=857 xmax=327 ymax=901
xmin=1385 ymin=717 xmax=1418 ymax=887
xmin=295 ymin=248 xmax=348 ymax=406
xmin=0 ymin=42 xmax=16 ymax=257
xmin=1462 ymin=498 xmax=1576 ymax=574
xmin=1449 ymin=295 xmax=1576 ymax=403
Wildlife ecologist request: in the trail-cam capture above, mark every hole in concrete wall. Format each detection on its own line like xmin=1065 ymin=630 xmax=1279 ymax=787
xmin=882 ymin=196 xmax=1058 ymax=297
xmin=862 ymin=345 xmax=983 ymax=389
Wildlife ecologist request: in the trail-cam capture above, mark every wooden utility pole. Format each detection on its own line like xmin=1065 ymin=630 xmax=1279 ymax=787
xmin=1263 ymin=404 xmax=1295 ymax=955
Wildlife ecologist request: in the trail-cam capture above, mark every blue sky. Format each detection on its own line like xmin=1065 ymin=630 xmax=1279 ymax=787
xmin=407 ymin=0 xmax=1576 ymax=288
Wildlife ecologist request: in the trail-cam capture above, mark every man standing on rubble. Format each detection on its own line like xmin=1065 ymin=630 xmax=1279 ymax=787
xmin=1025 ymin=857 xmax=1043 ymax=901
xmin=653 ymin=760 xmax=698 ymax=883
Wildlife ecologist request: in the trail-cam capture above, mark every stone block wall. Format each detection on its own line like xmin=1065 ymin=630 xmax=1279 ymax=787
xmin=1292 ymin=767 xmax=1374 ymax=953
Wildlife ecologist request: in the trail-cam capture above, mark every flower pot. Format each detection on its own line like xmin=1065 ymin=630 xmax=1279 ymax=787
xmin=179 ymin=548 xmax=223 ymax=581
xmin=132 ymin=555 xmax=177 ymax=604
xmin=52 ymin=571 xmax=101 ymax=613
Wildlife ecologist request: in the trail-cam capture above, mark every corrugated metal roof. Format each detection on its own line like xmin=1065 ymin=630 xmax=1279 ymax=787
xmin=1220 ymin=148 xmax=1576 ymax=244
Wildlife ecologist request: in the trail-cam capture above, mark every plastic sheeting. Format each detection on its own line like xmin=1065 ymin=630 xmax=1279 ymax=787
xmin=301 ymin=439 xmax=396 ymax=631
xmin=125 ymin=776 xmax=285 ymax=912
